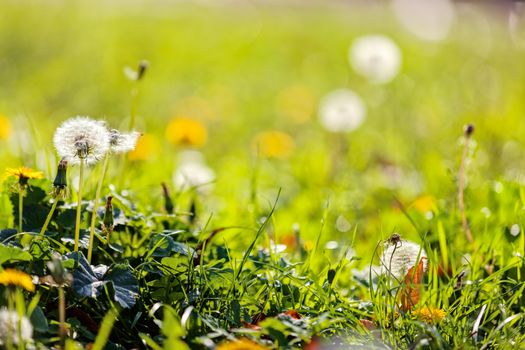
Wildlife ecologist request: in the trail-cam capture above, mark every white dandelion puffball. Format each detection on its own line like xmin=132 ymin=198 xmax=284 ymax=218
xmin=392 ymin=0 xmax=455 ymax=42
xmin=0 ymin=309 xmax=33 ymax=345
xmin=53 ymin=116 xmax=110 ymax=165
xmin=173 ymin=151 xmax=215 ymax=193
xmin=109 ymin=129 xmax=141 ymax=154
xmin=349 ymin=35 xmax=402 ymax=84
xmin=319 ymin=89 xmax=366 ymax=132
xmin=381 ymin=238 xmax=427 ymax=281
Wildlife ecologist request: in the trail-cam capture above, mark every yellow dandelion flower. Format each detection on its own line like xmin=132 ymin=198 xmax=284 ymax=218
xmin=413 ymin=307 xmax=446 ymax=323
xmin=411 ymin=195 xmax=436 ymax=213
xmin=166 ymin=117 xmax=207 ymax=148
xmin=275 ymin=85 xmax=316 ymax=124
xmin=128 ymin=134 xmax=160 ymax=161
xmin=0 ymin=269 xmax=35 ymax=292
xmin=216 ymin=338 xmax=268 ymax=350
xmin=252 ymin=131 xmax=295 ymax=159
xmin=0 ymin=115 xmax=11 ymax=140
xmin=5 ymin=167 xmax=44 ymax=186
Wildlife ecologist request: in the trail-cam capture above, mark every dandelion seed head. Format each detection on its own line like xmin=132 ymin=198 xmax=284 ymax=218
xmin=53 ymin=116 xmax=110 ymax=166
xmin=392 ymin=0 xmax=455 ymax=42
xmin=0 ymin=308 xmax=33 ymax=345
xmin=319 ymin=89 xmax=366 ymax=133
xmin=109 ymin=129 xmax=141 ymax=154
xmin=349 ymin=35 xmax=402 ymax=84
xmin=381 ymin=238 xmax=427 ymax=280
xmin=173 ymin=151 xmax=215 ymax=194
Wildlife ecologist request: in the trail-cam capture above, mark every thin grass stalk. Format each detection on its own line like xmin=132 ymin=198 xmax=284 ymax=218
xmin=39 ymin=199 xmax=59 ymax=236
xmin=74 ymin=159 xmax=85 ymax=251
xmin=18 ymin=191 xmax=23 ymax=232
xmin=458 ymin=124 xmax=474 ymax=244
xmin=88 ymin=154 xmax=110 ymax=262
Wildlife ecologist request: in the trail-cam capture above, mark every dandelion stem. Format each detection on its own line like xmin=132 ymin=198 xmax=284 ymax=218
xmin=129 ymin=85 xmax=138 ymax=131
xmin=40 ymin=199 xmax=59 ymax=236
xmin=58 ymin=286 xmax=67 ymax=348
xmin=458 ymin=124 xmax=474 ymax=244
xmin=74 ymin=159 xmax=85 ymax=252
xmin=18 ymin=191 xmax=23 ymax=232
xmin=88 ymin=154 xmax=110 ymax=262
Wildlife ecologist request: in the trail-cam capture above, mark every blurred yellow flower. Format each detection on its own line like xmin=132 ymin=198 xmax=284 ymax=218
xmin=216 ymin=338 xmax=268 ymax=350
xmin=0 ymin=269 xmax=35 ymax=292
xmin=252 ymin=131 xmax=295 ymax=159
xmin=5 ymin=167 xmax=43 ymax=186
xmin=275 ymin=85 xmax=316 ymax=124
xmin=128 ymin=134 xmax=160 ymax=161
xmin=413 ymin=307 xmax=446 ymax=323
xmin=0 ymin=115 xmax=11 ymax=140
xmin=411 ymin=195 xmax=435 ymax=213
xmin=166 ymin=117 xmax=207 ymax=147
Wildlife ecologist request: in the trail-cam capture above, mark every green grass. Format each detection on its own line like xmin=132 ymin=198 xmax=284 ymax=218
xmin=0 ymin=1 xmax=524 ymax=349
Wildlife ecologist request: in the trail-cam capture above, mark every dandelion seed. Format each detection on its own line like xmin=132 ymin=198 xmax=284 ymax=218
xmin=319 ymin=89 xmax=366 ymax=133
xmin=109 ymin=129 xmax=141 ymax=154
xmin=381 ymin=236 xmax=427 ymax=281
xmin=0 ymin=269 xmax=35 ymax=292
xmin=0 ymin=308 xmax=33 ymax=345
xmin=349 ymin=35 xmax=402 ymax=84
xmin=53 ymin=116 xmax=110 ymax=166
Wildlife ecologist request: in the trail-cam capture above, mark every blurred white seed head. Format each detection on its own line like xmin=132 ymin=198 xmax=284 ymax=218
xmin=0 ymin=309 xmax=33 ymax=345
xmin=173 ymin=151 xmax=215 ymax=194
xmin=381 ymin=237 xmax=427 ymax=280
xmin=319 ymin=89 xmax=366 ymax=133
xmin=109 ymin=129 xmax=141 ymax=154
xmin=349 ymin=35 xmax=402 ymax=84
xmin=53 ymin=116 xmax=110 ymax=166
xmin=392 ymin=0 xmax=455 ymax=42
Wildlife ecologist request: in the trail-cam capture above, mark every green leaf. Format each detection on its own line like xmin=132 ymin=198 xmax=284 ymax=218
xmin=0 ymin=244 xmax=33 ymax=265
xmin=106 ymin=264 xmax=139 ymax=309
xmin=68 ymin=252 xmax=107 ymax=298
xmin=30 ymin=305 xmax=49 ymax=333
xmin=68 ymin=253 xmax=138 ymax=308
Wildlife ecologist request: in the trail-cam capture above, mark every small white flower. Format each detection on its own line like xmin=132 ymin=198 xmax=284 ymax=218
xmin=381 ymin=237 xmax=427 ymax=281
xmin=53 ymin=116 xmax=110 ymax=165
xmin=109 ymin=129 xmax=141 ymax=154
xmin=0 ymin=309 xmax=33 ymax=345
xmin=173 ymin=151 xmax=215 ymax=193
xmin=319 ymin=89 xmax=366 ymax=132
xmin=349 ymin=35 xmax=402 ymax=84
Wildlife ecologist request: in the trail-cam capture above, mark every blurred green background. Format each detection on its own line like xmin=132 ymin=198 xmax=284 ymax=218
xmin=1 ymin=0 xmax=525 ymax=260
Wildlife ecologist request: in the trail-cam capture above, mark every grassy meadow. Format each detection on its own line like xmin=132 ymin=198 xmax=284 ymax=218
xmin=0 ymin=1 xmax=525 ymax=349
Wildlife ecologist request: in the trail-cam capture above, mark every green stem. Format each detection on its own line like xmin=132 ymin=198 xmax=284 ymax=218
xmin=74 ymin=159 xmax=85 ymax=252
xmin=58 ymin=287 xmax=66 ymax=348
xmin=129 ymin=84 xmax=138 ymax=130
xmin=18 ymin=191 xmax=23 ymax=232
xmin=88 ymin=154 xmax=110 ymax=262
xmin=40 ymin=199 xmax=59 ymax=236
